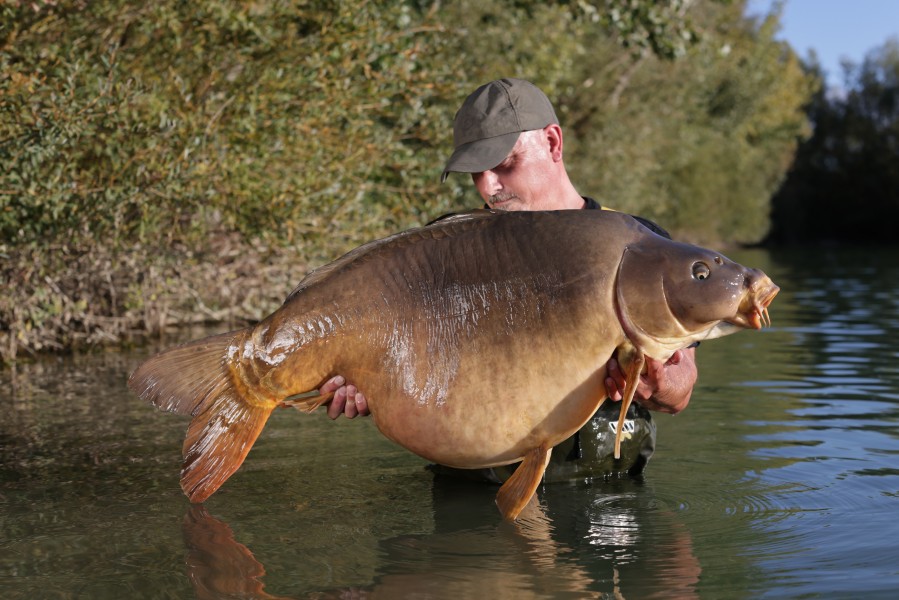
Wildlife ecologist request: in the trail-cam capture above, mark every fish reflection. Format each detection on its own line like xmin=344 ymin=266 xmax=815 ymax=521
xmin=181 ymin=479 xmax=701 ymax=599
xmin=182 ymin=506 xmax=289 ymax=600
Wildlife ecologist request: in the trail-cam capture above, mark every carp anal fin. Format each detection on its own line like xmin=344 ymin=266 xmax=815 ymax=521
xmin=614 ymin=350 xmax=645 ymax=460
xmin=279 ymin=389 xmax=335 ymax=413
xmin=495 ymin=444 xmax=552 ymax=521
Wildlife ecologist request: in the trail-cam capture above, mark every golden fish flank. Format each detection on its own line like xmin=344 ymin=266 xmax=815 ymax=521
xmin=384 ymin=274 xmax=564 ymax=408
xmin=128 ymin=209 xmax=778 ymax=521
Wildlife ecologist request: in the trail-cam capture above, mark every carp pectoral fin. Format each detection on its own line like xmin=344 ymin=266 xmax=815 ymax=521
xmin=495 ymin=444 xmax=552 ymax=521
xmin=614 ymin=353 xmax=645 ymax=460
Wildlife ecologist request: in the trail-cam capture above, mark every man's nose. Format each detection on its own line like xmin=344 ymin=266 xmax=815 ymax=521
xmin=476 ymin=169 xmax=502 ymax=194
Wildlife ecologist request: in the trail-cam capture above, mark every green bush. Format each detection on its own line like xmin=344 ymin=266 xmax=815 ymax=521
xmin=0 ymin=0 xmax=816 ymax=362
xmin=1 ymin=1 xmax=469 ymax=255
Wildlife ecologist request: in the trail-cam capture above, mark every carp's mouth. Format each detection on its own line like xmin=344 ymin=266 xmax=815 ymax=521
xmin=730 ymin=280 xmax=780 ymax=330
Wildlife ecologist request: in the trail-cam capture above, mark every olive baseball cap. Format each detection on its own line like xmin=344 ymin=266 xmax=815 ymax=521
xmin=441 ymin=78 xmax=559 ymax=182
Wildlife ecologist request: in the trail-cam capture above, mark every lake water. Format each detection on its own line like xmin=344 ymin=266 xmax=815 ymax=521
xmin=2 ymin=246 xmax=898 ymax=599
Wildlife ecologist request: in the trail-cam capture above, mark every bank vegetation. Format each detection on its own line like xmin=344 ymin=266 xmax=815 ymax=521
xmin=0 ymin=0 xmax=883 ymax=363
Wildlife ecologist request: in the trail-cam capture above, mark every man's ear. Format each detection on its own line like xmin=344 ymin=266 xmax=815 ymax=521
xmin=545 ymin=123 xmax=564 ymax=162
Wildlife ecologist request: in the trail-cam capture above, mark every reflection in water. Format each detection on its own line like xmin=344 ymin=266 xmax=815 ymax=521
xmin=183 ymin=506 xmax=287 ymax=600
xmin=584 ymin=494 xmax=639 ymax=549
xmin=181 ymin=477 xmax=701 ymax=599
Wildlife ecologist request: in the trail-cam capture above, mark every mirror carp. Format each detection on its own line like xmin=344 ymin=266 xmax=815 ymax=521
xmin=129 ymin=209 xmax=778 ymax=520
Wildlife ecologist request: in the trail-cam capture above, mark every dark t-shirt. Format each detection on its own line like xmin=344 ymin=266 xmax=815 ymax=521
xmin=584 ymin=196 xmax=671 ymax=237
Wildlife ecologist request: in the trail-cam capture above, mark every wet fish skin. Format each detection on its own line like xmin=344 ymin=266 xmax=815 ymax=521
xmin=129 ymin=209 xmax=778 ymax=520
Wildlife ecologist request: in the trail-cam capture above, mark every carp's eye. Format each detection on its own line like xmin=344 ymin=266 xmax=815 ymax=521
xmin=692 ymin=262 xmax=711 ymax=280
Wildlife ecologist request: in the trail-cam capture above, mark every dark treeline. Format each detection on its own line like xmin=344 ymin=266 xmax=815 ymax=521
xmin=767 ymin=38 xmax=899 ymax=244
xmin=0 ymin=0 xmax=893 ymax=362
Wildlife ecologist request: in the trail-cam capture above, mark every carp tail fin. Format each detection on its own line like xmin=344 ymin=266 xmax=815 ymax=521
xmin=128 ymin=331 xmax=240 ymax=415
xmin=181 ymin=386 xmax=274 ymax=502
xmin=128 ymin=330 xmax=275 ymax=502
xmin=495 ymin=444 xmax=552 ymax=521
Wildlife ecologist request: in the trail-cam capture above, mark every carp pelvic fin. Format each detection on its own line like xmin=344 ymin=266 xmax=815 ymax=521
xmin=614 ymin=351 xmax=645 ymax=460
xmin=128 ymin=330 xmax=275 ymax=502
xmin=495 ymin=444 xmax=552 ymax=521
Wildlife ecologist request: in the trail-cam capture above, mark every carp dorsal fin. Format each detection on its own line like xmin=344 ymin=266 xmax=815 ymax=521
xmin=425 ymin=208 xmax=498 ymax=226
xmin=283 ymin=233 xmax=405 ymax=303
xmin=495 ymin=444 xmax=552 ymax=521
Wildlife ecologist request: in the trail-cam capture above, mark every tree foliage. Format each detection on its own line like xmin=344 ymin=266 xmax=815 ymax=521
xmin=2 ymin=0 xmax=813 ymax=249
xmin=768 ymin=37 xmax=899 ymax=243
xmin=1 ymin=0 xmax=467 ymax=259
xmin=0 ymin=0 xmax=816 ymax=360
xmin=557 ymin=1 xmax=814 ymax=243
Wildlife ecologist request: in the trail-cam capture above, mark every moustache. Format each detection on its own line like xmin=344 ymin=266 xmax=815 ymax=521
xmin=489 ymin=192 xmax=519 ymax=205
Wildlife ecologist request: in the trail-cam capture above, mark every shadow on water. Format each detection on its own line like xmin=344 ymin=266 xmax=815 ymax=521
xmin=3 ymin=247 xmax=899 ymax=598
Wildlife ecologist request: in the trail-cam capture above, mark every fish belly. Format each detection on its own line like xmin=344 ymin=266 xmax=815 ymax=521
xmin=360 ymin=324 xmax=614 ymax=469
xmin=374 ymin=380 xmax=607 ymax=468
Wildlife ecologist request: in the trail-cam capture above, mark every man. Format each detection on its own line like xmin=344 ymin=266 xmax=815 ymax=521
xmin=320 ymin=78 xmax=697 ymax=480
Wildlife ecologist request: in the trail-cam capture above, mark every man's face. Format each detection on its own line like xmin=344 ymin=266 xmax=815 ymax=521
xmin=471 ymin=130 xmax=559 ymax=211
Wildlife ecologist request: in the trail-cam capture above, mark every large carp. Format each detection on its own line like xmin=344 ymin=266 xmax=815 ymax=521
xmin=129 ymin=209 xmax=778 ymax=520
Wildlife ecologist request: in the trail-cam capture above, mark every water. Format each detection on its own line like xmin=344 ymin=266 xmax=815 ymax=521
xmin=2 ymin=246 xmax=898 ymax=599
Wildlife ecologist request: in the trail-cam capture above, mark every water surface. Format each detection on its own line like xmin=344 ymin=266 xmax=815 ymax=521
xmin=2 ymin=246 xmax=898 ymax=598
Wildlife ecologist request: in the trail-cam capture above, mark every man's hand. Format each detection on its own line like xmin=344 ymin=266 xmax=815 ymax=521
xmin=321 ymin=375 xmax=370 ymax=419
xmin=604 ymin=347 xmax=697 ymax=414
